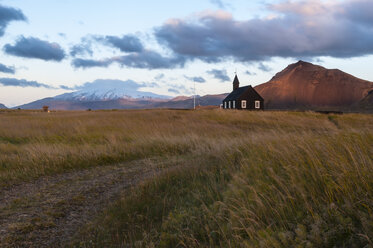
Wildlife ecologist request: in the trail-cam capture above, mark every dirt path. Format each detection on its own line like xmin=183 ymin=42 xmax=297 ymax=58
xmin=0 ymin=158 xmax=166 ymax=247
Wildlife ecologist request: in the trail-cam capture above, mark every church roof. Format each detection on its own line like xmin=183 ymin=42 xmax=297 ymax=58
xmin=223 ymin=85 xmax=264 ymax=102
xmin=223 ymin=86 xmax=250 ymax=101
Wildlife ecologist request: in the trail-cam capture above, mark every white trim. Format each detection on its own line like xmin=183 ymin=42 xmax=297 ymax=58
xmin=241 ymin=100 xmax=247 ymax=109
xmin=224 ymin=101 xmax=227 ymax=109
xmin=255 ymin=101 xmax=260 ymax=109
xmin=228 ymin=101 xmax=231 ymax=109
xmin=233 ymin=100 xmax=235 ymax=109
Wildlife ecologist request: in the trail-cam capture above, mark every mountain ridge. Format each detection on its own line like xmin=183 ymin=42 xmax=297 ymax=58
xmin=17 ymin=94 xmax=227 ymax=110
xmin=14 ymin=61 xmax=373 ymax=111
xmin=56 ymin=79 xmax=170 ymax=101
xmin=254 ymin=60 xmax=373 ymax=109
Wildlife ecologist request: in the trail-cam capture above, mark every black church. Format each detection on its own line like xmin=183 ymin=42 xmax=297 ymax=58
xmin=222 ymin=75 xmax=264 ymax=110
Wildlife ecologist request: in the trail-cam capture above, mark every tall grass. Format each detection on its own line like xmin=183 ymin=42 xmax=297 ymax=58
xmin=0 ymin=110 xmax=225 ymax=184
xmin=1 ymin=109 xmax=372 ymax=246
xmin=0 ymin=109 xmax=346 ymax=185
xmin=11 ymin=110 xmax=362 ymax=247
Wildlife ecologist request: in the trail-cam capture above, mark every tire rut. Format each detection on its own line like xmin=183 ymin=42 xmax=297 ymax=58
xmin=0 ymin=158 xmax=164 ymax=247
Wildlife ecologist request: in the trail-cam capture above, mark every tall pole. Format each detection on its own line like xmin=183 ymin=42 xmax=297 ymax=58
xmin=193 ymin=80 xmax=196 ymax=110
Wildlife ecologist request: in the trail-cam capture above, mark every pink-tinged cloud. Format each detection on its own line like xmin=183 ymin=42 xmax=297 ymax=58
xmin=155 ymin=0 xmax=373 ymax=63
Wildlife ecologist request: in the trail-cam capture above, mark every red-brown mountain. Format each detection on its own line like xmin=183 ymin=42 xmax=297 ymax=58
xmin=254 ymin=61 xmax=373 ymax=109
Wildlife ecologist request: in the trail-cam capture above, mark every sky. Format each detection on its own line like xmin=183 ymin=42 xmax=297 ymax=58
xmin=1 ymin=0 xmax=373 ymax=107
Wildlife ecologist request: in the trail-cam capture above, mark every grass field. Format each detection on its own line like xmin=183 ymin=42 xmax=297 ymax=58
xmin=0 ymin=109 xmax=372 ymax=247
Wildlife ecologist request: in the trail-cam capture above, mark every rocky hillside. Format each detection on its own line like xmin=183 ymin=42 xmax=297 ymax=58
xmin=255 ymin=61 xmax=373 ymax=109
xmin=354 ymin=89 xmax=373 ymax=112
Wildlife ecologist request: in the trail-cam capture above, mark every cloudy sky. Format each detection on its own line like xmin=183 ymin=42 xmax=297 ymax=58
xmin=1 ymin=0 xmax=373 ymax=107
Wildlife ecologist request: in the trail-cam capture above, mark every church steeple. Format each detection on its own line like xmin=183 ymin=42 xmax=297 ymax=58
xmin=233 ymin=74 xmax=240 ymax=91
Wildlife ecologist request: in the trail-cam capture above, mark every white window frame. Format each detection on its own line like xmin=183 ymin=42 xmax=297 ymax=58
xmin=241 ymin=100 xmax=247 ymax=109
xmin=228 ymin=101 xmax=231 ymax=109
xmin=224 ymin=101 xmax=227 ymax=109
xmin=255 ymin=101 xmax=260 ymax=109
xmin=233 ymin=101 xmax=236 ymax=109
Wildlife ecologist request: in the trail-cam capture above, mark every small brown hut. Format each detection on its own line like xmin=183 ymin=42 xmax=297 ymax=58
xmin=42 ymin=106 xmax=49 ymax=112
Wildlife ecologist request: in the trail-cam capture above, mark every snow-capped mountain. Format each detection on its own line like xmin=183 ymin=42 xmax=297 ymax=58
xmin=14 ymin=78 xmax=226 ymax=110
xmin=55 ymin=79 xmax=170 ymax=101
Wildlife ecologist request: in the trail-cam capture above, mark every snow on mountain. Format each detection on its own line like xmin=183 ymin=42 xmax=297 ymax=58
xmin=55 ymin=79 xmax=170 ymax=101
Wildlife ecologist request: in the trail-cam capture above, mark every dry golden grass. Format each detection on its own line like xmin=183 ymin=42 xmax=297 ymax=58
xmin=0 ymin=109 xmax=372 ymax=247
xmin=0 ymin=109 xmax=338 ymax=185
